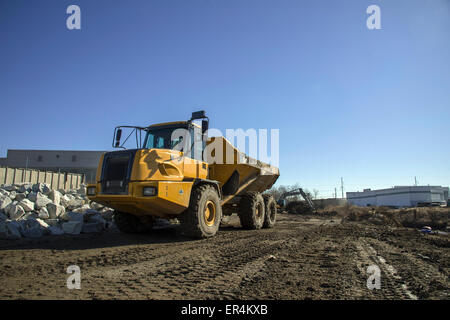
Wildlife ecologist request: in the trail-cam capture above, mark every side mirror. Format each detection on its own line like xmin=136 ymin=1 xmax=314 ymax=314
xmin=202 ymin=120 xmax=208 ymax=134
xmin=115 ymin=129 xmax=122 ymax=148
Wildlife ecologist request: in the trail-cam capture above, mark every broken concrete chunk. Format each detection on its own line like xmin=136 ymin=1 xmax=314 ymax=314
xmin=2 ymin=185 xmax=17 ymax=192
xmin=48 ymin=225 xmax=64 ymax=235
xmin=59 ymin=194 xmax=72 ymax=207
xmin=62 ymin=221 xmax=83 ymax=234
xmin=0 ymin=212 xmax=7 ymax=222
xmin=90 ymin=201 xmax=104 ymax=211
xmin=18 ymin=199 xmax=35 ymax=212
xmin=32 ymin=183 xmax=51 ymax=195
xmin=38 ymin=207 xmax=50 ymax=219
xmin=46 ymin=219 xmax=60 ymax=226
xmin=61 ymin=211 xmax=84 ymax=222
xmin=15 ymin=193 xmax=27 ymax=201
xmin=67 ymin=199 xmax=85 ymax=210
xmin=0 ymin=195 xmax=12 ymax=211
xmin=6 ymin=203 xmax=26 ymax=220
xmin=35 ymin=193 xmax=52 ymax=209
xmin=18 ymin=184 xmax=32 ymax=193
xmin=22 ymin=212 xmax=38 ymax=220
xmin=48 ymin=190 xmax=61 ymax=206
xmin=0 ymin=221 xmax=22 ymax=240
xmin=27 ymin=192 xmax=38 ymax=202
xmin=72 ymin=204 xmax=91 ymax=214
xmin=82 ymin=222 xmax=103 ymax=233
xmin=20 ymin=219 xmax=43 ymax=238
xmin=9 ymin=191 xmax=17 ymax=200
xmin=46 ymin=203 xmax=65 ymax=219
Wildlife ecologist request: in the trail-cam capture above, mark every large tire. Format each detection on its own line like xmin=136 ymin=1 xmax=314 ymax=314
xmin=263 ymin=194 xmax=277 ymax=228
xmin=180 ymin=184 xmax=222 ymax=239
xmin=113 ymin=211 xmax=154 ymax=233
xmin=238 ymin=192 xmax=265 ymax=230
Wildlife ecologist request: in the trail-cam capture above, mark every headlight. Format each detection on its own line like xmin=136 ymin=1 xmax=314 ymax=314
xmin=87 ymin=187 xmax=96 ymax=196
xmin=143 ymin=187 xmax=156 ymax=196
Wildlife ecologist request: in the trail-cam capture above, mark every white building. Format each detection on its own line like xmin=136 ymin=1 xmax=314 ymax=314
xmin=347 ymin=186 xmax=449 ymax=208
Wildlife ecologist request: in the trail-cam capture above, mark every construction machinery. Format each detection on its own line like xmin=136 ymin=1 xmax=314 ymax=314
xmin=86 ymin=111 xmax=279 ymax=238
xmin=277 ymin=188 xmax=316 ymax=214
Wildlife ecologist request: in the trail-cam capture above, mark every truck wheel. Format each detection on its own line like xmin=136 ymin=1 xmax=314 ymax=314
xmin=180 ymin=184 xmax=222 ymax=239
xmin=263 ymin=194 xmax=277 ymax=228
xmin=238 ymin=192 xmax=265 ymax=230
xmin=113 ymin=211 xmax=154 ymax=233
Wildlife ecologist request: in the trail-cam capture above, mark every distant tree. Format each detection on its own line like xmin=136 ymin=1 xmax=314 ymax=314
xmin=312 ymin=189 xmax=319 ymax=199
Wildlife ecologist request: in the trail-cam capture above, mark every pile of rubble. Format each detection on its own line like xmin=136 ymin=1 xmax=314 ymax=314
xmin=0 ymin=183 xmax=117 ymax=240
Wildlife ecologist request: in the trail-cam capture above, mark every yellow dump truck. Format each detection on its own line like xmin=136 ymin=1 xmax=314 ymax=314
xmin=86 ymin=111 xmax=279 ymax=238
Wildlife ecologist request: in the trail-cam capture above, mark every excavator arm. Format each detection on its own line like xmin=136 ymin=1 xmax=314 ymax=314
xmin=278 ymin=188 xmax=316 ymax=211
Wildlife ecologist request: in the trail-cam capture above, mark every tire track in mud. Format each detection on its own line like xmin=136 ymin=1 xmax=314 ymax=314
xmin=364 ymin=237 xmax=448 ymax=299
xmin=59 ymin=228 xmax=290 ymax=299
xmin=1 ymin=215 xmax=448 ymax=299
xmin=356 ymin=240 xmax=417 ymax=300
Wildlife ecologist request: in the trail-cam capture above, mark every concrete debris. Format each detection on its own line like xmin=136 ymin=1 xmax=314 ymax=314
xmin=19 ymin=198 xmax=35 ymax=212
xmin=67 ymin=198 xmax=85 ymax=210
xmin=82 ymin=222 xmax=103 ymax=233
xmin=38 ymin=207 xmax=50 ymax=219
xmin=61 ymin=211 xmax=84 ymax=222
xmin=20 ymin=219 xmax=44 ymax=238
xmin=5 ymin=203 xmax=26 ymax=220
xmin=9 ymin=191 xmax=17 ymax=200
xmin=0 ymin=183 xmax=113 ymax=240
xmin=27 ymin=192 xmax=38 ymax=202
xmin=43 ymin=219 xmax=58 ymax=226
xmin=18 ymin=184 xmax=32 ymax=193
xmin=90 ymin=201 xmax=104 ymax=211
xmin=71 ymin=204 xmax=91 ymax=214
xmin=48 ymin=190 xmax=61 ymax=206
xmin=35 ymin=193 xmax=53 ymax=209
xmin=46 ymin=203 xmax=65 ymax=219
xmin=62 ymin=221 xmax=83 ymax=235
xmin=48 ymin=225 xmax=64 ymax=235
xmin=0 ymin=212 xmax=8 ymax=222
xmin=3 ymin=184 xmax=17 ymax=192
xmin=0 ymin=221 xmax=22 ymax=239
xmin=14 ymin=193 xmax=27 ymax=201
xmin=32 ymin=183 xmax=51 ymax=195
xmin=0 ymin=195 xmax=12 ymax=210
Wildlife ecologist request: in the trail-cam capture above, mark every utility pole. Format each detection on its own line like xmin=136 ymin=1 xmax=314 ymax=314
xmin=341 ymin=177 xmax=344 ymax=198
xmin=414 ymin=176 xmax=418 ymax=186
xmin=334 ymin=187 xmax=337 ymax=199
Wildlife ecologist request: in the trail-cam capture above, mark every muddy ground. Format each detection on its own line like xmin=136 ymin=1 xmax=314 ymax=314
xmin=0 ymin=213 xmax=448 ymax=300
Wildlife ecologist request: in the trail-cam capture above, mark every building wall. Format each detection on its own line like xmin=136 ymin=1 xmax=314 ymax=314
xmin=0 ymin=150 xmax=105 ymax=183
xmin=347 ymin=186 xmax=449 ymax=207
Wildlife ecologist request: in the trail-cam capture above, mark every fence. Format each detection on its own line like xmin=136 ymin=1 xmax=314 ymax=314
xmin=0 ymin=167 xmax=85 ymax=191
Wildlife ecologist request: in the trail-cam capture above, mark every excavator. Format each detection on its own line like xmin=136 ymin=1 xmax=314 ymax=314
xmin=277 ymin=188 xmax=316 ymax=214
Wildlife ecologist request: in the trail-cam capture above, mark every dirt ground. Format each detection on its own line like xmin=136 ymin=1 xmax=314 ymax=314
xmin=0 ymin=213 xmax=448 ymax=300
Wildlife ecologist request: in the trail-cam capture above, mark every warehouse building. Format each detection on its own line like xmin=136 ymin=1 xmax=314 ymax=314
xmin=347 ymin=186 xmax=449 ymax=208
xmin=0 ymin=149 xmax=105 ymax=183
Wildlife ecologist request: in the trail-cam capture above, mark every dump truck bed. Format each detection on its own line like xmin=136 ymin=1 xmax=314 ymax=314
xmin=206 ymin=136 xmax=279 ymax=204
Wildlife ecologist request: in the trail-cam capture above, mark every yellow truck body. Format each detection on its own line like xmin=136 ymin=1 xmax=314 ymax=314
xmin=86 ymin=112 xmax=279 ymax=238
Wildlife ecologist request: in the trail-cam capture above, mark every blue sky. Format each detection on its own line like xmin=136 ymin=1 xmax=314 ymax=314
xmin=0 ymin=0 xmax=449 ymax=197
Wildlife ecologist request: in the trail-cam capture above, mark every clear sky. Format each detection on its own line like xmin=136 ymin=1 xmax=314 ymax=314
xmin=0 ymin=0 xmax=449 ymax=198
